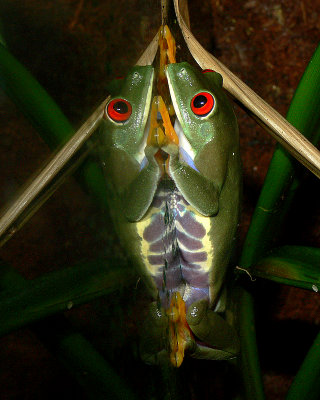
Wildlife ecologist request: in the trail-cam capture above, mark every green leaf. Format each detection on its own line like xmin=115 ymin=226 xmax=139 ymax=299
xmin=247 ymin=246 xmax=320 ymax=291
xmin=0 ymin=258 xmax=135 ymax=336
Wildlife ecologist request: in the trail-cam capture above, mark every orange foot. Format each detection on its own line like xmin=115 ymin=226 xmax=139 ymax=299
xmin=166 ymin=292 xmax=192 ymax=367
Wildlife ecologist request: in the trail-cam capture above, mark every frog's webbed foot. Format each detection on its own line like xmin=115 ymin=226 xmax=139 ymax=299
xmin=139 ymin=302 xmax=170 ymax=365
xmin=186 ymin=299 xmax=240 ymax=360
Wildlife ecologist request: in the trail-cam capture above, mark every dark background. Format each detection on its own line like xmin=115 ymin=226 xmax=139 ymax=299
xmin=0 ymin=0 xmax=319 ymax=398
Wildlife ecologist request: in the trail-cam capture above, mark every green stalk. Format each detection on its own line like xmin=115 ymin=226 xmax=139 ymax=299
xmin=0 ymin=43 xmax=73 ymax=147
xmin=239 ymin=44 xmax=320 ymax=400
xmin=237 ymin=289 xmax=264 ymax=400
xmin=0 ymin=258 xmax=135 ymax=337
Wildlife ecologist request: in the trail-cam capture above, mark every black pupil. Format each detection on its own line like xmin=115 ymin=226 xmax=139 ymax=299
xmin=113 ymin=101 xmax=128 ymax=114
xmin=193 ymin=95 xmax=207 ymax=108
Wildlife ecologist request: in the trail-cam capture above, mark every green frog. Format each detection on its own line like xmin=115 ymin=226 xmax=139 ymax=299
xmin=99 ymin=57 xmax=241 ymax=366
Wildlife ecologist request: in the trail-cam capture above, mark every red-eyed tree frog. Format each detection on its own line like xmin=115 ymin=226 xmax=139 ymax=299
xmin=99 ymin=59 xmax=241 ymax=367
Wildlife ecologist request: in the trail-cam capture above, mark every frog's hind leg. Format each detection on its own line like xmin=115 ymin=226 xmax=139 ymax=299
xmin=186 ymin=299 xmax=240 ymax=360
xmin=139 ymin=301 xmax=170 ymax=365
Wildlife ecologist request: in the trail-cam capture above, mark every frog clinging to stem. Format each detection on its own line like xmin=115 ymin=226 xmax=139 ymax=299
xmin=99 ymin=24 xmax=241 ymax=367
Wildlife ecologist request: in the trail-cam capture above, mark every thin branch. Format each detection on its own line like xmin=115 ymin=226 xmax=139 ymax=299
xmin=136 ymin=31 xmax=159 ymax=66
xmin=0 ymin=99 xmax=108 ymax=246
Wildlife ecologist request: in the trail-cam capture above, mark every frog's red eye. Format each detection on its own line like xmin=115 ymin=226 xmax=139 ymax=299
xmin=202 ymin=69 xmax=215 ymax=73
xmin=107 ymin=99 xmax=132 ymax=122
xmin=191 ymin=92 xmax=214 ymax=116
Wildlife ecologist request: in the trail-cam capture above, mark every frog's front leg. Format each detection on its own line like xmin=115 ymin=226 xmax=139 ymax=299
xmin=186 ymin=299 xmax=240 ymax=360
xmin=106 ymin=144 xmax=161 ymax=222
xmin=163 ymin=141 xmax=227 ymax=216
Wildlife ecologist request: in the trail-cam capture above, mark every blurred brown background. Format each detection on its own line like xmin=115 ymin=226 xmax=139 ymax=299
xmin=0 ymin=0 xmax=319 ymax=399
